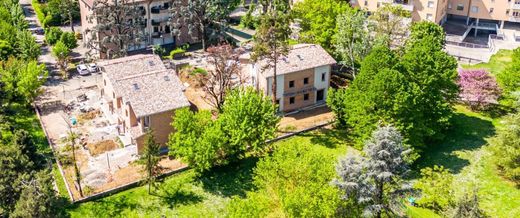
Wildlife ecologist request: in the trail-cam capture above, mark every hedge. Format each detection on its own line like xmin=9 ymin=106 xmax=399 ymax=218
xmin=31 ymin=0 xmax=46 ymax=27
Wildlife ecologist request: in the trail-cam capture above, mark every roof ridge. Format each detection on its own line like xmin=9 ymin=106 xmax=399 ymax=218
xmin=115 ymin=69 xmax=171 ymax=81
xmin=100 ymin=54 xmax=157 ymax=67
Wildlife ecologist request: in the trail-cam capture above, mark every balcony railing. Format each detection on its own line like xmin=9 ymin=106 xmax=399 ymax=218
xmin=512 ymin=3 xmax=520 ymax=10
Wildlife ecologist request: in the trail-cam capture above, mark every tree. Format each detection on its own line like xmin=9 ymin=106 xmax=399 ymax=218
xmin=60 ymin=32 xmax=78 ymax=49
xmin=292 ymin=0 xmax=350 ymax=52
xmin=407 ymin=21 xmax=445 ymax=50
xmin=0 ymin=142 xmax=31 ymax=216
xmin=10 ymin=170 xmax=66 ymax=218
xmin=228 ymin=142 xmax=345 ymax=217
xmin=497 ymin=47 xmax=520 ymax=104
xmin=86 ymin=0 xmax=146 ymax=59
xmin=449 ymin=190 xmax=486 ymax=218
xmin=169 ymin=108 xmax=227 ymax=172
xmin=414 ymin=165 xmax=455 ymax=212
xmin=368 ymin=4 xmax=411 ymax=47
xmin=169 ymin=0 xmax=240 ymax=50
xmin=458 ymin=69 xmax=501 ymax=110
xmin=58 ymin=0 xmax=79 ymax=32
xmin=0 ymin=58 xmax=48 ymax=104
xmin=334 ymin=8 xmax=376 ymax=77
xmin=16 ymin=30 xmax=40 ymax=61
xmin=138 ymin=130 xmax=162 ymax=194
xmin=201 ymin=44 xmax=244 ymax=111
xmin=44 ymin=27 xmax=63 ymax=45
xmin=251 ymin=4 xmax=291 ymax=103
xmin=333 ymin=125 xmax=411 ymax=217
xmin=490 ymin=112 xmax=520 ymax=184
xmin=52 ymin=41 xmax=70 ymax=76
xmin=220 ymin=87 xmax=280 ymax=156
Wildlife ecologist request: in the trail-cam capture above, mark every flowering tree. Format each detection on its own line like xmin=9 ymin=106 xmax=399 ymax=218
xmin=458 ymin=69 xmax=501 ymax=110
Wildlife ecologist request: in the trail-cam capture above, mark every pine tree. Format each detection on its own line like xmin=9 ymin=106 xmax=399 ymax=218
xmin=139 ymin=130 xmax=162 ymax=194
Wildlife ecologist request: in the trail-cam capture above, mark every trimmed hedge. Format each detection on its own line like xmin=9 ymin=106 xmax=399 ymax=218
xmin=31 ymin=0 xmax=46 ymax=27
xmin=31 ymin=0 xmax=60 ymax=27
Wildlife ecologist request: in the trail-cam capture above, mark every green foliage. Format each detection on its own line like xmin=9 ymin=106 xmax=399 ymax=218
xmin=490 ymin=112 xmax=520 ymax=183
xmin=0 ymin=58 xmax=48 ymax=104
xmin=292 ymin=0 xmax=350 ymax=52
xmin=44 ymin=27 xmax=63 ymax=45
xmin=0 ymin=39 xmax=13 ymax=60
xmin=239 ymin=3 xmax=258 ymax=29
xmin=328 ymin=27 xmax=458 ymax=150
xmin=227 ymin=142 xmax=343 ymax=217
xmin=31 ymin=0 xmax=47 ymax=27
xmin=169 ymin=88 xmax=279 ymax=172
xmin=168 ymin=47 xmax=186 ymax=59
xmin=408 ymin=21 xmax=446 ymax=50
xmin=414 ymin=165 xmax=455 ymax=212
xmin=497 ymin=48 xmax=520 ymax=97
xmin=59 ymin=32 xmax=78 ymax=49
xmin=368 ymin=4 xmax=411 ymax=47
xmin=16 ymin=30 xmax=41 ymax=61
xmin=138 ymin=130 xmax=162 ymax=194
xmin=191 ymin=67 xmax=207 ymax=76
xmin=449 ymin=190 xmax=487 ymax=218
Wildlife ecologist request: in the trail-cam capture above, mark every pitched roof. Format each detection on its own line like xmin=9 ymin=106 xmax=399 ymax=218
xmin=242 ymin=44 xmax=337 ymax=77
xmin=100 ymin=54 xmax=190 ymax=118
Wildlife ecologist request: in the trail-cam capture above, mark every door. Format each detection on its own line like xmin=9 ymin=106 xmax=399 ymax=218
xmin=316 ymin=89 xmax=324 ymax=102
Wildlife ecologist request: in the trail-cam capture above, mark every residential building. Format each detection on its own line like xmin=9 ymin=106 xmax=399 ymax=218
xmin=98 ymin=54 xmax=190 ymax=153
xmin=79 ymin=0 xmax=196 ymax=58
xmin=241 ymin=44 xmax=336 ymax=112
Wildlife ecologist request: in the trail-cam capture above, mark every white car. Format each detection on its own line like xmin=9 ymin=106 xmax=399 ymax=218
xmin=76 ymin=64 xmax=89 ymax=75
xmin=87 ymin=63 xmax=98 ymax=73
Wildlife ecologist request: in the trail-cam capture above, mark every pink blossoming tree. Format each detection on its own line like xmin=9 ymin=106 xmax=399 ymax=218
xmin=458 ymin=69 xmax=501 ymax=110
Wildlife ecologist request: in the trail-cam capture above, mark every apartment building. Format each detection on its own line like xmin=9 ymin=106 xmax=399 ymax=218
xmin=79 ymin=0 xmax=196 ymax=58
xmin=98 ymin=54 xmax=190 ymax=153
xmin=241 ymin=44 xmax=336 ymax=112
xmin=349 ymin=0 xmax=520 ymax=28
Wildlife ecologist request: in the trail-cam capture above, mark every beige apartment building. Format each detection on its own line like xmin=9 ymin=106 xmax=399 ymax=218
xmin=241 ymin=44 xmax=337 ymax=112
xmin=79 ymin=0 xmax=196 ymax=58
xmin=349 ymin=0 xmax=520 ymax=28
xmin=98 ymin=54 xmax=190 ymax=153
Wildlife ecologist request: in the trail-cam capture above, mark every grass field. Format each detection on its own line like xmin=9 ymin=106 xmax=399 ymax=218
xmin=462 ymin=49 xmax=513 ymax=76
xmin=67 ymin=104 xmax=519 ymax=217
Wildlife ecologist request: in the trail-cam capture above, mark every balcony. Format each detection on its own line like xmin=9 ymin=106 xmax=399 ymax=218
xmin=512 ymin=2 xmax=520 ymax=10
xmin=151 ymin=19 xmax=161 ymax=26
xmin=392 ymin=0 xmax=414 ymax=11
xmin=150 ymin=5 xmax=169 ymax=14
xmin=510 ymin=16 xmax=520 ymax=23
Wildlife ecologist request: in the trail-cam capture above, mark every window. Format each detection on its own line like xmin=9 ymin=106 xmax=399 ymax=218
xmin=377 ymin=2 xmax=380 ymax=8
xmin=426 ymin=13 xmax=433 ymax=21
xmin=113 ymin=92 xmax=115 ymax=98
xmin=289 ymin=97 xmax=295 ymax=104
xmin=125 ymin=110 xmax=128 ymax=117
xmin=471 ymin=6 xmax=478 ymax=13
xmin=143 ymin=116 xmax=150 ymax=128
xmin=427 ymin=1 xmax=434 ymax=8
xmin=289 ymin=80 xmax=295 ymax=88
xmin=303 ymin=77 xmax=309 ymax=85
xmin=104 ymin=79 xmax=106 ymax=86
xmin=321 ymin=73 xmax=326 ymax=82
xmin=153 ymin=26 xmax=159 ymax=33
xmin=456 ymin=4 xmax=464 ymax=11
xmin=304 ymin=93 xmax=309 ymax=101
xmin=364 ymin=0 xmax=368 ymax=6
xmin=448 ymin=3 xmax=452 ymax=9
xmin=490 ymin=8 xmax=494 ymax=13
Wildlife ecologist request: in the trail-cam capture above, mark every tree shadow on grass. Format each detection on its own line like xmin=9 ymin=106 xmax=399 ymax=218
xmin=413 ymin=112 xmax=496 ymax=175
xmin=68 ymin=195 xmax=139 ymax=217
xmin=197 ymin=157 xmax=258 ymax=198
xmin=157 ymin=189 xmax=204 ymax=209
xmin=301 ymin=128 xmax=351 ymax=149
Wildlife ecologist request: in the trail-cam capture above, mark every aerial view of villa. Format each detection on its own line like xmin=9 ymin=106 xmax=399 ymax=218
xmin=0 ymin=0 xmax=519 ymax=217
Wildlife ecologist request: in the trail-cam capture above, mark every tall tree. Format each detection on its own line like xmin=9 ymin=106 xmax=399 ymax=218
xmin=333 ymin=125 xmax=411 ymax=217
xmin=368 ymin=4 xmax=411 ymax=47
xmin=334 ymin=8 xmax=376 ymax=77
xmin=138 ymin=130 xmax=162 ymax=194
xmin=169 ymin=0 xmax=240 ymax=50
xmin=16 ymin=30 xmax=41 ymax=61
xmin=10 ymin=170 xmax=66 ymax=218
xmin=491 ymin=112 xmax=520 ymax=184
xmin=52 ymin=41 xmax=71 ymax=77
xmin=59 ymin=0 xmax=79 ymax=32
xmin=0 ymin=58 xmax=48 ymax=104
xmin=86 ymin=0 xmax=146 ymax=59
xmin=292 ymin=0 xmax=350 ymax=52
xmin=251 ymin=2 xmax=291 ymax=103
xmin=201 ymin=44 xmax=244 ymax=111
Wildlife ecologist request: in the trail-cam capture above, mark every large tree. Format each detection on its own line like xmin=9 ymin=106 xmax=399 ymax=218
xmin=0 ymin=58 xmax=48 ymax=104
xmin=292 ymin=0 xmax=350 ymax=52
xmin=368 ymin=4 xmax=411 ymax=47
xmin=201 ymin=44 xmax=244 ymax=111
xmin=251 ymin=2 xmax=291 ymax=103
xmin=169 ymin=0 xmax=240 ymax=50
xmin=86 ymin=0 xmax=146 ymax=59
xmin=334 ymin=7 xmax=377 ymax=77
xmin=138 ymin=130 xmax=162 ymax=194
xmin=333 ymin=125 xmax=411 ymax=217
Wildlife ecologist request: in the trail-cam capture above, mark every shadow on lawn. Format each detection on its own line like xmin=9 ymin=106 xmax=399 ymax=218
xmin=301 ymin=128 xmax=350 ymax=149
xmin=198 ymin=157 xmax=258 ymax=198
xmin=413 ymin=112 xmax=495 ymax=174
xmin=71 ymin=195 xmax=140 ymax=217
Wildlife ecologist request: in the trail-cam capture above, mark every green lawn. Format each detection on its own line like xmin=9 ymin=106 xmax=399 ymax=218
xmin=462 ymin=49 xmax=513 ymax=76
xmin=68 ymin=129 xmax=350 ymax=218
xmin=412 ymin=105 xmax=520 ymax=218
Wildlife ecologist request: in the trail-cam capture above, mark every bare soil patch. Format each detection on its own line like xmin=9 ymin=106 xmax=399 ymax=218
xmin=86 ymin=140 xmax=120 ymax=156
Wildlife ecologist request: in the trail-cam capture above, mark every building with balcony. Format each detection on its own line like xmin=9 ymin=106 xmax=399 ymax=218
xmin=98 ymin=54 xmax=190 ymax=153
xmin=79 ymin=0 xmax=197 ymax=59
xmin=241 ymin=44 xmax=336 ymax=112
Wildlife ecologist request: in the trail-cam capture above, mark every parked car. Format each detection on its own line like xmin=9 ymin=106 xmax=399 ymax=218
xmin=87 ymin=63 xmax=98 ymax=73
xmin=76 ymin=64 xmax=89 ymax=75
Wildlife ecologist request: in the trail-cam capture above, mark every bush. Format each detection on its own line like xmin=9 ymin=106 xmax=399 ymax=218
xmin=59 ymin=32 xmax=78 ymax=49
xmin=191 ymin=67 xmax=207 ymax=76
xmin=44 ymin=27 xmax=63 ymax=45
xmin=414 ymin=165 xmax=455 ymax=212
xmin=490 ymin=112 xmax=520 ymax=184
xmin=168 ymin=47 xmax=187 ymax=59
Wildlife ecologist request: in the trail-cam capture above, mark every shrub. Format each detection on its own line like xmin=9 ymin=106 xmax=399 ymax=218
xmin=44 ymin=27 xmax=63 ymax=45
xmin=458 ymin=69 xmax=501 ymax=111
xmin=191 ymin=67 xmax=207 ymax=76
xmin=169 ymin=47 xmax=186 ymax=59
xmin=490 ymin=112 xmax=520 ymax=184
xmin=59 ymin=32 xmax=78 ymax=49
xmin=414 ymin=165 xmax=455 ymax=212
xmin=31 ymin=0 xmax=46 ymax=27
